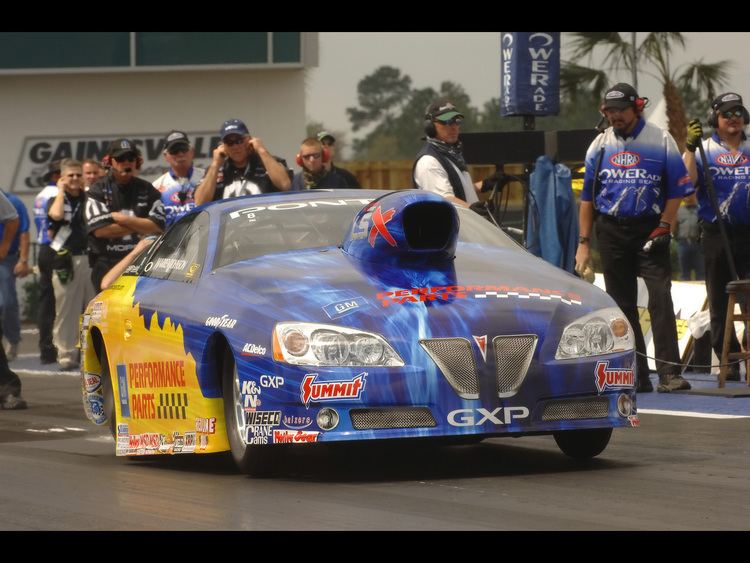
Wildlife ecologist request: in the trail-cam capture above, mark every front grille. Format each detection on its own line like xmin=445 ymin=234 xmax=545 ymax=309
xmin=350 ymin=407 xmax=437 ymax=430
xmin=494 ymin=334 xmax=537 ymax=397
xmin=541 ymin=397 xmax=610 ymax=421
xmin=420 ymin=338 xmax=478 ymax=399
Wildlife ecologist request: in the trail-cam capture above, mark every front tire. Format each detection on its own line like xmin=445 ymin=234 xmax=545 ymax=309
xmin=221 ymin=345 xmax=276 ymax=475
xmin=99 ymin=346 xmax=117 ymax=439
xmin=553 ymin=428 xmax=612 ymax=459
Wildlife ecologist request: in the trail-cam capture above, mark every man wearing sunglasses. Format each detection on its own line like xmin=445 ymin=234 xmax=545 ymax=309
xmin=683 ymin=92 xmax=750 ymax=382
xmin=291 ymin=137 xmax=354 ymax=190
xmin=86 ymin=138 xmax=165 ymax=291
xmin=47 ymin=159 xmax=95 ymax=370
xmin=316 ymin=131 xmax=361 ymax=188
xmin=194 ymin=118 xmax=291 ymax=205
xmin=152 ymin=130 xmax=206 ymax=226
xmin=576 ymin=83 xmax=694 ymax=393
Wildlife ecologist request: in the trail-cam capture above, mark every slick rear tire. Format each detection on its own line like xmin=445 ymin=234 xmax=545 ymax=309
xmin=99 ymin=346 xmax=117 ymax=439
xmin=221 ymin=345 xmax=276 ymax=476
xmin=553 ymin=428 xmax=612 ymax=459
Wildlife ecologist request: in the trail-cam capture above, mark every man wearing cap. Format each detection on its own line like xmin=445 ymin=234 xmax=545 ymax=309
xmin=683 ymin=92 xmax=750 ymax=381
xmin=316 ymin=131 xmax=360 ymax=188
xmin=413 ymin=99 xmax=482 ymax=207
xmin=152 ymin=130 xmax=206 ymax=226
xmin=576 ymin=83 xmax=694 ymax=393
xmin=292 ymin=137 xmax=356 ymax=190
xmin=86 ymin=138 xmax=165 ymax=291
xmin=194 ymin=119 xmax=291 ymax=206
xmin=34 ymin=160 xmax=62 ymax=363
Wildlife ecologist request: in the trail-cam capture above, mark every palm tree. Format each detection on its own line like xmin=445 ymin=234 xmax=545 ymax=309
xmin=564 ymin=32 xmax=731 ymax=151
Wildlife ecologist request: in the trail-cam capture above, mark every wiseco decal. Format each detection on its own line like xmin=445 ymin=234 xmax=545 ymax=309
xmin=595 ymin=361 xmax=635 ymax=393
xmin=300 ymin=373 xmax=366 ymax=407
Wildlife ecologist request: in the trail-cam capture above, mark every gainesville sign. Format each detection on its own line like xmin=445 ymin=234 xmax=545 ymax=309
xmin=11 ymin=131 xmax=220 ymax=192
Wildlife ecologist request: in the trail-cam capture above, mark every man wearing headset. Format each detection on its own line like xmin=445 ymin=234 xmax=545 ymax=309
xmin=576 ymin=83 xmax=694 ymax=393
xmin=86 ymin=138 xmax=165 ymax=292
xmin=194 ymin=118 xmax=291 ymax=205
xmin=152 ymin=130 xmax=206 ymax=226
xmin=317 ymin=132 xmax=361 ymax=188
xmin=292 ymin=137 xmax=354 ymax=190
xmin=683 ymin=92 xmax=750 ymax=381
xmin=413 ymin=100 xmax=483 ymax=207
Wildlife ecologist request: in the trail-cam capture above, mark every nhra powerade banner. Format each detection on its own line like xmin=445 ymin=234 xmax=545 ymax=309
xmin=500 ymin=32 xmax=560 ymax=117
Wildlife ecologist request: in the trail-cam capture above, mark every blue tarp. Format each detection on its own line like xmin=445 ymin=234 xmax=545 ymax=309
xmin=525 ymin=155 xmax=578 ymax=273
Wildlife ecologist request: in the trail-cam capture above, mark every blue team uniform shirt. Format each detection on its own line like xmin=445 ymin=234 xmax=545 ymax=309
xmin=152 ymin=166 xmax=206 ymax=226
xmin=0 ymin=190 xmax=29 ymax=255
xmin=582 ymin=118 xmax=694 ymax=216
xmin=694 ymin=133 xmax=750 ymax=224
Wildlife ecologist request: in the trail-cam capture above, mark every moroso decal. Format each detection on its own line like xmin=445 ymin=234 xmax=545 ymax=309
xmin=473 ymin=335 xmax=487 ymax=362
xmin=595 ymin=361 xmax=635 ymax=393
xmin=368 ymin=206 xmax=397 ymax=247
xmin=300 ymin=373 xmax=366 ymax=407
xmin=273 ymin=430 xmax=320 ymax=443
xmin=377 ymin=286 xmax=582 ymax=307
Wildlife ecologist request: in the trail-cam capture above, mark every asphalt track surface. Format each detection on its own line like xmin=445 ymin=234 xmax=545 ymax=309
xmin=2 ymin=330 xmax=750 ymax=531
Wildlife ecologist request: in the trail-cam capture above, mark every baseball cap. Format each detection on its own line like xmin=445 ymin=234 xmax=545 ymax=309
xmin=108 ymin=138 xmax=138 ymax=158
xmin=426 ymin=100 xmax=464 ymax=122
xmin=711 ymin=92 xmax=745 ymax=114
xmin=42 ymin=159 xmax=62 ymax=183
xmin=317 ymin=131 xmax=336 ymax=144
xmin=163 ymin=130 xmax=190 ymax=152
xmin=602 ymin=83 xmax=639 ymax=109
xmin=220 ymin=118 xmax=250 ymax=140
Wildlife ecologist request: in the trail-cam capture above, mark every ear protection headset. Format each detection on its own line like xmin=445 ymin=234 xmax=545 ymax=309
xmin=708 ymin=106 xmax=750 ymax=128
xmin=599 ymin=97 xmax=650 ymax=116
xmin=296 ymin=147 xmax=330 ymax=167
xmin=424 ymin=105 xmax=437 ymax=138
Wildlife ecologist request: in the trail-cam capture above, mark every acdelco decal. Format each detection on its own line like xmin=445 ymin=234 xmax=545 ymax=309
xmin=300 ymin=373 xmax=366 ymax=407
xmin=609 ymin=151 xmax=640 ymax=168
xmin=377 ymin=285 xmax=582 ymax=307
xmin=595 ymin=361 xmax=635 ymax=393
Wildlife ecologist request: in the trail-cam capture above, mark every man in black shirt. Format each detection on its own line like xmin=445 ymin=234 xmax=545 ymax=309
xmin=292 ymin=137 xmax=357 ymax=190
xmin=86 ymin=139 xmax=165 ymax=291
xmin=317 ymin=131 xmax=361 ymax=188
xmin=194 ymin=118 xmax=292 ymax=205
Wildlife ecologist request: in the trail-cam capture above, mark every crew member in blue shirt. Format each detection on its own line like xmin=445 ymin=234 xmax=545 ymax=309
xmin=576 ymin=83 xmax=694 ymax=393
xmin=683 ymin=92 xmax=750 ymax=381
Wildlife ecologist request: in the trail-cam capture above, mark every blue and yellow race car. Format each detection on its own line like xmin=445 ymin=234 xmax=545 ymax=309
xmin=80 ymin=189 xmax=637 ymax=474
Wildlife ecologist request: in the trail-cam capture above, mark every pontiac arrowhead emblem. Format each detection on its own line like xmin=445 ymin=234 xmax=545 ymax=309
xmin=473 ymin=335 xmax=487 ymax=362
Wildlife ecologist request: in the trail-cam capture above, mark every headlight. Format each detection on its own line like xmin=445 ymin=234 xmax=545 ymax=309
xmin=273 ymin=322 xmax=404 ymax=367
xmin=555 ymin=307 xmax=634 ymax=359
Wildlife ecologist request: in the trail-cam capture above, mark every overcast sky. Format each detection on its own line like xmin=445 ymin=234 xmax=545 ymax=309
xmin=306 ymin=32 xmax=750 ymax=154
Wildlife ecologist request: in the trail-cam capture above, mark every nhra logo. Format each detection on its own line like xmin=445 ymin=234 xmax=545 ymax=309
xmin=715 ymin=153 xmax=749 ymax=166
xmin=609 ymin=151 xmax=640 ymax=168
xmin=595 ymin=361 xmax=635 ymax=393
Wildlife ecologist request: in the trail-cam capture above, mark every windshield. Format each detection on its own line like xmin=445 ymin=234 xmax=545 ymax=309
xmin=215 ymin=196 xmax=520 ymax=268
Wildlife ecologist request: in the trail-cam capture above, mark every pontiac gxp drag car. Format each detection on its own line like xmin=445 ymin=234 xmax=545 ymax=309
xmin=80 ymin=189 xmax=638 ymax=474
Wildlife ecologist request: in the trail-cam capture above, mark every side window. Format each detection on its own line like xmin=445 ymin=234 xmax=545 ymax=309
xmin=143 ymin=212 xmax=209 ymax=282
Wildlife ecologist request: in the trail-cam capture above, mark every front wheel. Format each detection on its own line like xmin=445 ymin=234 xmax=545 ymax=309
xmin=221 ymin=345 xmax=277 ymax=476
xmin=553 ymin=428 xmax=612 ymax=459
xmin=99 ymin=345 xmax=117 ymax=439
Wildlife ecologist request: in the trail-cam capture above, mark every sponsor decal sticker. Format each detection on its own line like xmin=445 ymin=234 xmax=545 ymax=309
xmin=205 ymin=315 xmax=237 ymax=329
xmin=300 ymin=373 xmax=367 ymax=407
xmin=246 ymin=411 xmax=281 ymax=426
xmin=84 ymin=372 xmax=102 ymax=393
xmin=282 ymin=415 xmax=313 ymax=430
xmin=715 ymin=152 xmax=749 ymax=167
xmin=116 ymin=364 xmax=130 ymax=418
xmin=88 ymin=393 xmax=106 ymax=425
xmin=447 ymin=407 xmax=530 ymax=426
xmin=377 ymin=285 xmax=582 ymax=307
xmin=241 ymin=380 xmax=262 ymax=410
xmin=595 ymin=361 xmax=635 ymax=393
xmin=628 ymin=415 xmax=640 ymax=427
xmin=609 ymin=151 xmax=640 ymax=168
xmin=195 ymin=417 xmax=217 ymax=434
xmin=260 ymin=375 xmax=284 ymax=388
xmin=323 ymin=297 xmax=368 ymax=320
xmin=273 ymin=430 xmax=320 ymax=444
xmin=368 ymin=206 xmax=397 ymax=248
xmin=241 ymin=343 xmax=267 ymax=356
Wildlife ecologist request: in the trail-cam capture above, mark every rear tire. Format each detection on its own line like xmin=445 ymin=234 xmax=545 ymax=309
xmin=553 ymin=428 xmax=612 ymax=459
xmin=221 ymin=345 xmax=276 ymax=476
